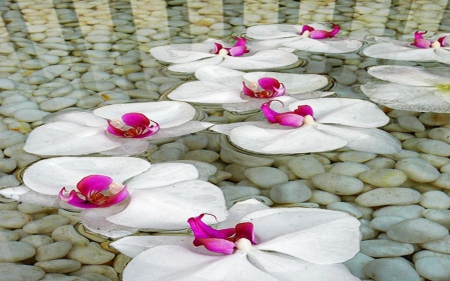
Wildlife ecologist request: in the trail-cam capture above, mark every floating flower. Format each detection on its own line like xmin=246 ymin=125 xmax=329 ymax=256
xmin=111 ymin=199 xmax=361 ymax=281
xmin=246 ymin=23 xmax=363 ymax=53
xmin=0 ymin=157 xmax=228 ymax=238
xmin=23 ymin=101 xmax=212 ymax=156
xmin=168 ymin=65 xmax=332 ymax=113
xmin=361 ymin=65 xmax=450 ymax=112
xmin=362 ymin=31 xmax=450 ymax=63
xmin=107 ymin=113 xmax=159 ymax=138
xmin=150 ymin=38 xmax=300 ymax=73
xmin=211 ymin=97 xmax=401 ymax=154
xmin=213 ymin=37 xmax=250 ymax=57
xmin=59 ymin=175 xmax=129 ymax=208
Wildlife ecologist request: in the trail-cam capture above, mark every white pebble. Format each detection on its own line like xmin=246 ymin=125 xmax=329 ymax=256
xmin=373 ymin=205 xmax=425 ymax=219
xmin=423 ymin=209 xmax=450 ymax=229
xmin=287 ymin=155 xmax=325 ymax=179
xmin=395 ymin=157 xmax=440 ymax=182
xmin=269 ymin=180 xmax=312 ymax=204
xmin=397 ymin=115 xmax=425 ymax=132
xmin=23 ymin=215 xmax=70 ymax=234
xmin=421 ymin=235 xmax=450 ymax=254
xmin=35 ymin=259 xmax=82 ymax=273
xmin=329 ymin=162 xmax=370 ymax=177
xmin=369 ymin=216 xmax=406 ymax=232
xmin=363 ymin=257 xmax=421 ymax=281
xmin=0 ymin=210 xmax=33 ymax=228
xmin=415 ymin=256 xmax=450 ymax=281
xmin=416 ymin=139 xmax=450 ymax=157
xmin=67 ymin=242 xmax=115 ymax=264
xmin=244 ymin=167 xmax=288 ymax=189
xmin=311 ymin=172 xmax=364 ymax=195
xmin=358 ymin=168 xmax=407 ymax=187
xmin=361 ymin=239 xmax=414 ymax=257
xmin=355 ymin=187 xmax=421 ymax=207
xmin=0 ymin=264 xmax=45 ymax=281
xmin=0 ymin=241 xmax=36 ymax=262
xmin=387 ymin=218 xmax=448 ymax=243
xmin=36 ymin=241 xmax=73 ymax=262
xmin=326 ymin=202 xmax=362 ymax=218
xmin=309 ymin=190 xmax=341 ymax=205
xmin=338 ymin=151 xmax=377 ymax=162
xmin=421 ymin=191 xmax=450 ymax=209
xmin=39 ymin=97 xmax=78 ymax=112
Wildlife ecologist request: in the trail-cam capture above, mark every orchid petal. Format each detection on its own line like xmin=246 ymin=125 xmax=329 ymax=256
xmin=111 ymin=235 xmax=196 ymax=258
xmin=100 ymin=138 xmax=149 ymax=156
xmin=274 ymin=113 xmax=304 ymax=127
xmin=168 ymin=81 xmax=245 ymax=103
xmin=247 ymin=24 xmax=304 ymax=40
xmin=213 ymin=42 xmax=223 ymax=54
xmin=94 ymin=101 xmax=196 ymax=129
xmin=43 ymin=110 xmax=107 ymax=127
xmin=23 ymin=157 xmax=150 ymax=195
xmin=218 ymin=50 xmax=299 ymax=70
xmin=147 ymin=121 xmax=213 ymax=140
xmin=235 ymin=222 xmax=256 ymax=244
xmin=122 ymin=245 xmax=277 ymax=281
xmin=195 ymin=66 xmax=244 ymax=84
xmin=126 ymin=163 xmax=199 ymax=190
xmin=316 ymin=124 xmax=402 ymax=154
xmin=289 ymin=98 xmax=389 ymax=127
xmin=229 ymin=125 xmax=348 ymax=154
xmin=248 ymin=250 xmax=360 ymax=281
xmin=301 ymin=25 xmax=315 ymax=34
xmin=258 ymin=77 xmax=281 ymax=91
xmin=361 ymin=82 xmax=450 ymax=113
xmin=329 ymin=24 xmax=340 ymax=37
xmin=80 ymin=200 xmax=139 ymax=238
xmin=234 ymin=37 xmax=247 ymax=47
xmin=243 ymin=208 xmax=361 ymax=264
xmin=0 ymin=186 xmax=65 ymax=209
xmin=282 ymin=37 xmax=362 ymax=53
xmin=107 ymin=180 xmax=228 ymax=230
xmin=76 ymin=175 xmax=113 ymax=196
xmin=23 ymin=122 xmax=122 ymax=156
xmin=261 ymin=101 xmax=282 ymax=123
xmin=217 ymin=199 xmax=270 ymax=229
xmin=367 ymin=65 xmax=450 ymax=86
xmin=150 ymin=43 xmax=215 ymax=64
xmin=242 ymin=82 xmax=256 ymax=97
xmin=168 ymin=56 xmax=224 ymax=73
xmin=362 ymin=42 xmax=438 ymax=61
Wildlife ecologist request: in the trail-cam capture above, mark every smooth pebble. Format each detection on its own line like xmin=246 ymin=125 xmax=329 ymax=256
xmin=311 ymin=173 xmax=364 ymax=195
xmin=387 ymin=218 xmax=448 ymax=243
xmin=395 ymin=157 xmax=440 ymax=182
xmin=244 ymin=167 xmax=288 ymax=189
xmin=355 ymin=187 xmax=421 ymax=207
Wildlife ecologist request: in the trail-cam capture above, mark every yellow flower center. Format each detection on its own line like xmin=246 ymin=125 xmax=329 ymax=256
xmin=436 ymin=84 xmax=450 ymax=91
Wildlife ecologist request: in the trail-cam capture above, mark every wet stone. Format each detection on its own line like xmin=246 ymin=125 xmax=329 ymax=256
xmin=23 ymin=215 xmax=70 ymax=234
xmin=0 ymin=263 xmax=45 ymax=281
xmin=35 ymin=259 xmax=82 ymax=274
xmin=0 ymin=210 xmax=33 ymax=228
xmin=387 ymin=218 xmax=449 ymax=243
xmin=358 ymin=168 xmax=407 ymax=187
xmin=0 ymin=241 xmax=36 ymax=262
xmin=311 ymin=172 xmax=364 ymax=195
xmin=395 ymin=157 xmax=440 ymax=183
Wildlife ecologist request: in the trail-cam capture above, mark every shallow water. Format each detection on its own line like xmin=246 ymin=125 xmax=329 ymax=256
xmin=1 ymin=0 xmax=450 ymax=280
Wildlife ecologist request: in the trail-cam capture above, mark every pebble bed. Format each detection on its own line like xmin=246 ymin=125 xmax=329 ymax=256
xmin=1 ymin=0 xmax=450 ymax=280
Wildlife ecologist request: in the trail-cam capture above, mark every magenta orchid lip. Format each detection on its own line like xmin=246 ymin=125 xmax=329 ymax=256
xmin=59 ymin=174 xmax=129 ymax=208
xmin=213 ymin=37 xmax=250 ymax=57
xmin=242 ymin=77 xmax=286 ymax=98
xmin=300 ymin=23 xmax=340 ymax=39
xmin=261 ymin=100 xmax=314 ymax=127
xmin=188 ymin=213 xmax=256 ymax=255
xmin=412 ymin=31 xmax=447 ymax=49
xmin=107 ymin=112 xmax=160 ymax=138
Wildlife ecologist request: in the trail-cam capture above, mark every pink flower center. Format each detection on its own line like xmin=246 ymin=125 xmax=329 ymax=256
xmin=412 ymin=31 xmax=447 ymax=49
xmin=59 ymin=175 xmax=129 ymax=209
xmin=107 ymin=112 xmax=160 ymax=139
xmin=300 ymin=24 xmax=340 ymax=39
xmin=188 ymin=214 xmax=256 ymax=255
xmin=213 ymin=37 xmax=250 ymax=57
xmin=242 ymin=77 xmax=286 ymax=98
xmin=261 ymin=100 xmax=314 ymax=127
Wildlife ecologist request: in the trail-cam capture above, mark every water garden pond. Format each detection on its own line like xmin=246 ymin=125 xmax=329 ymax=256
xmin=1 ymin=0 xmax=450 ymax=280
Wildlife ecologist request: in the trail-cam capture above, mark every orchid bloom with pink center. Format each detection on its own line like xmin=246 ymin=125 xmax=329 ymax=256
xmin=242 ymin=77 xmax=286 ymax=98
xmin=59 ymin=175 xmax=129 ymax=208
xmin=188 ymin=214 xmax=256 ymax=255
xmin=107 ymin=112 xmax=160 ymax=138
xmin=412 ymin=31 xmax=447 ymax=49
xmin=300 ymin=23 xmax=340 ymax=39
xmin=213 ymin=37 xmax=250 ymax=57
xmin=261 ymin=100 xmax=314 ymax=127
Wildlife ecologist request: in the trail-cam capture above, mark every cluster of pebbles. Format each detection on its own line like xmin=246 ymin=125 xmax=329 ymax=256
xmin=1 ymin=0 xmax=450 ymax=280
